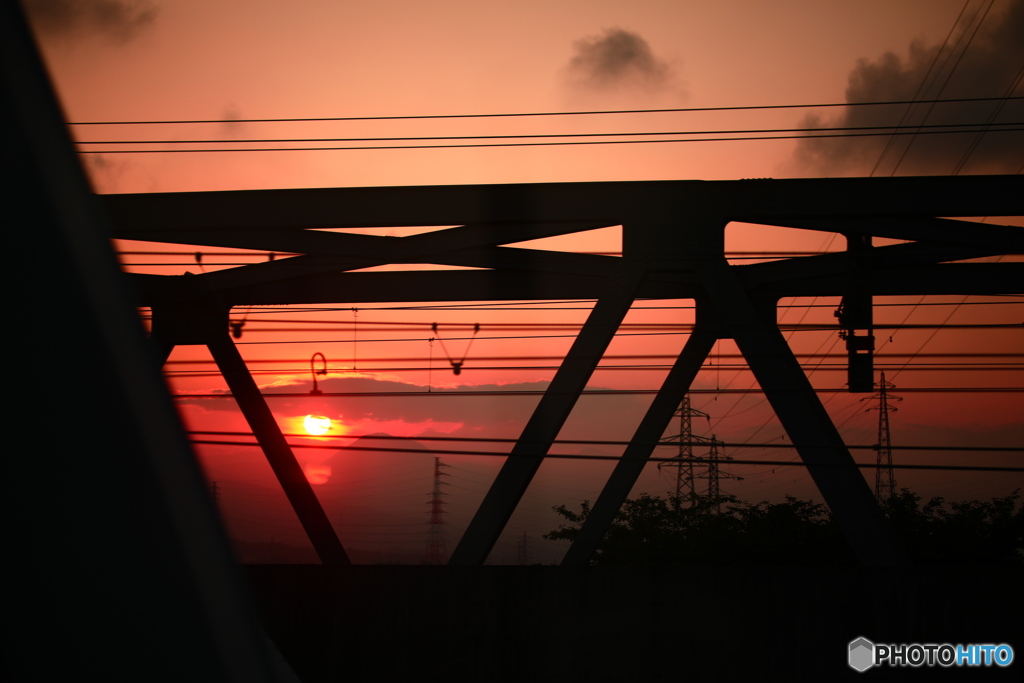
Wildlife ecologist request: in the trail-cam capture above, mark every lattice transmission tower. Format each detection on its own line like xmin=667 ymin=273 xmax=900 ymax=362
xmin=658 ymin=396 xmax=742 ymax=511
xmin=515 ymin=531 xmax=531 ymax=565
xmin=864 ymin=372 xmax=901 ymax=502
xmin=423 ymin=456 xmax=449 ymax=565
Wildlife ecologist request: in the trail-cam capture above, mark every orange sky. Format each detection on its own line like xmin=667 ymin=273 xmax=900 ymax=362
xmin=28 ymin=0 xmax=1021 ymax=190
xmin=23 ymin=0 xmax=1023 ymax=563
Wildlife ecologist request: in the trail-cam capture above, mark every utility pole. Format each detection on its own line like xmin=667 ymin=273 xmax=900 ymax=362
xmin=866 ymin=372 xmax=901 ymax=502
xmin=424 ymin=457 xmax=449 ymax=565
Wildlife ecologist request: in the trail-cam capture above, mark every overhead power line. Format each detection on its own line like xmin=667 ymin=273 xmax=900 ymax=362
xmin=163 ymin=352 xmax=1023 ymax=365
xmin=187 ymin=438 xmax=1023 ymax=472
xmin=78 ymin=126 xmax=1024 ymax=154
xmin=886 ymin=0 xmax=1000 ymax=175
xmin=78 ymin=120 xmax=1020 ymax=145
xmin=172 ymin=388 xmax=1024 ymax=398
xmin=163 ymin=365 xmax=1022 ymax=379
xmin=215 ymin=324 xmax=1019 ymax=347
xmin=186 ymin=430 xmax=1024 ymax=453
xmin=869 ymin=0 xmax=976 ymax=176
xmin=68 ymin=95 xmax=1023 ymax=126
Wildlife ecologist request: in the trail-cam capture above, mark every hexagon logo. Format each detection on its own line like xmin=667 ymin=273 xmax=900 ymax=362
xmin=849 ymin=637 xmax=875 ymax=672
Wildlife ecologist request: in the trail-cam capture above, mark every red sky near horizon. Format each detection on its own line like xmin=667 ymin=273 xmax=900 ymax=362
xmin=24 ymin=0 xmax=1022 ymax=563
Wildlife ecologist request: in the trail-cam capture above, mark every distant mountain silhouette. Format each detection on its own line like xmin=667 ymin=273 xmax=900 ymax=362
xmin=213 ymin=434 xmax=461 ymax=561
xmin=322 ymin=432 xmax=435 ymax=487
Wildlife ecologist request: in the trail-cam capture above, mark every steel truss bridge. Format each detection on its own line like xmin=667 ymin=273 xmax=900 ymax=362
xmin=103 ymin=174 xmax=1023 ymax=568
xmin=7 ymin=0 xmax=1021 ymax=676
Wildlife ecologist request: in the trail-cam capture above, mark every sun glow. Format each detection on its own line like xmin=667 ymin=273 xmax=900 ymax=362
xmin=303 ymin=414 xmax=332 ymax=436
xmin=303 ymin=465 xmax=332 ymax=485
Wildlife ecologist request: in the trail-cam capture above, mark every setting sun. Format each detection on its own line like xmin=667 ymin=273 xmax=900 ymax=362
xmin=303 ymin=415 xmax=332 ymax=436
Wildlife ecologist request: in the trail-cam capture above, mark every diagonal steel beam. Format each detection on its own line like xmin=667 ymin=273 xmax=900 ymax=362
xmin=206 ymin=335 xmax=350 ymax=566
xmin=184 ymin=253 xmax=380 ymax=293
xmin=116 ymin=221 xmax=616 ymax=261
xmin=448 ymin=267 xmax=647 ymax=565
xmin=134 ymin=238 xmax=618 ymax=299
xmin=699 ymin=261 xmax=909 ymax=566
xmin=150 ymin=336 xmax=176 ymax=367
xmin=116 ymin=226 xmax=387 ymax=256
xmin=418 ymin=245 xmax=617 ymax=275
xmin=400 ymin=221 xmax=616 ymax=253
xmin=561 ymin=326 xmax=718 ymax=566
xmin=191 ymin=245 xmax=617 ymax=294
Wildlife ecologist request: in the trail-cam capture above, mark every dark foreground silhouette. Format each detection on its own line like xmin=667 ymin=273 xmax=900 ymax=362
xmin=545 ymin=488 xmax=1023 ymax=566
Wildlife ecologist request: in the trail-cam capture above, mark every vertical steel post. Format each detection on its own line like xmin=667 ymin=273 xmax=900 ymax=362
xmin=838 ymin=233 xmax=875 ymax=392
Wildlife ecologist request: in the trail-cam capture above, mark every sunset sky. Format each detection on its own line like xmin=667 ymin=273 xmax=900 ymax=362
xmin=24 ymin=0 xmax=1022 ymax=564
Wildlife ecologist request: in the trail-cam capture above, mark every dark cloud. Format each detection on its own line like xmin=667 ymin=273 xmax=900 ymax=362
xmin=788 ymin=0 xmax=1023 ymax=176
xmin=564 ymin=28 xmax=680 ymax=100
xmin=23 ymin=0 xmax=159 ymax=44
xmin=82 ymin=153 xmax=133 ymax=193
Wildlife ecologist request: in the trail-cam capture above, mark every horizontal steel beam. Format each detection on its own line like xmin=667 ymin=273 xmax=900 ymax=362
xmin=131 ymin=261 xmax=1022 ymax=306
xmin=739 ymin=240 xmax=1008 ymax=287
xmin=748 ymin=217 xmax=1024 ymax=252
xmin=101 ymin=176 xmax=1023 ymax=234
xmin=753 ymin=262 xmax=1024 ymax=298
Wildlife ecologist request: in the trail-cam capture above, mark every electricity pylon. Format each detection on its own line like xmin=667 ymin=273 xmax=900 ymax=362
xmin=515 ymin=531 xmax=530 ymax=565
xmin=424 ymin=456 xmax=449 ymax=564
xmin=658 ymin=396 xmax=742 ymax=510
xmin=865 ymin=371 xmax=901 ymax=502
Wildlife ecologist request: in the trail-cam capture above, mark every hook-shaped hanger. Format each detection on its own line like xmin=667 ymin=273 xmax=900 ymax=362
xmin=310 ymin=352 xmax=327 ymax=394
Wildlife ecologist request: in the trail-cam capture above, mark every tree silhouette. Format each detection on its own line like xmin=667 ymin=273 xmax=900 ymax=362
xmin=546 ymin=489 xmax=1022 ymax=566
xmin=881 ymin=488 xmax=1023 ymax=566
